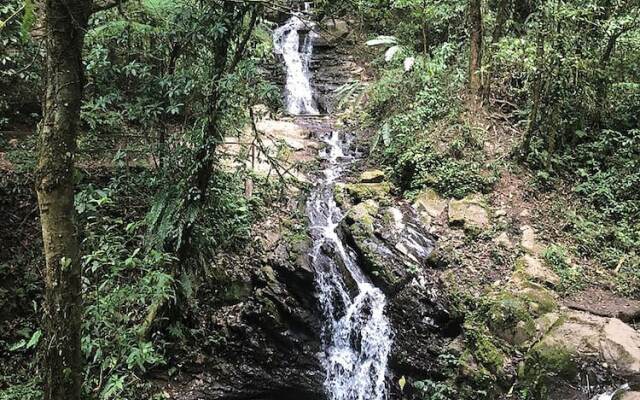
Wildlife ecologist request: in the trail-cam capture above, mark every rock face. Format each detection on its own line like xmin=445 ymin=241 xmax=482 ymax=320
xmin=336 ymin=183 xmax=459 ymax=384
xmin=309 ymin=44 xmax=359 ymax=114
xmin=170 ymin=240 xmax=325 ymax=400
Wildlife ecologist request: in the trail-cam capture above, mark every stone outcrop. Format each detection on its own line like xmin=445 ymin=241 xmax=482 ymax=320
xmin=169 ymin=238 xmax=325 ymax=400
xmin=336 ymin=184 xmax=459 ymax=383
xmin=526 ymin=310 xmax=640 ymax=386
xmin=448 ymin=194 xmax=490 ymax=230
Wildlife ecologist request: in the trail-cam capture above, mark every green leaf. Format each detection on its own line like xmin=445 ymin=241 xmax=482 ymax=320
xmin=399 ymin=375 xmax=406 ymax=391
xmin=9 ymin=339 xmax=26 ymax=351
xmin=20 ymin=0 xmax=35 ymax=41
xmin=26 ymin=329 xmax=42 ymax=349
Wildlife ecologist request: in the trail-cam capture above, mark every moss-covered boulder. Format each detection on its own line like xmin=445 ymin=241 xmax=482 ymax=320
xmin=448 ymin=194 xmax=490 ymax=230
xmin=343 ymin=182 xmax=391 ymax=204
xmin=524 ymin=310 xmax=640 ymax=393
xmin=358 ymin=169 xmax=385 ymax=183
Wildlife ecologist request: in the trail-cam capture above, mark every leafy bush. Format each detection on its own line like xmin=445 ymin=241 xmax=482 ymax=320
xmin=393 ymin=138 xmax=497 ymax=199
xmin=361 ymin=45 xmax=498 ymax=198
xmin=76 ymin=182 xmax=175 ymax=399
xmin=541 ymin=244 xmax=584 ymax=293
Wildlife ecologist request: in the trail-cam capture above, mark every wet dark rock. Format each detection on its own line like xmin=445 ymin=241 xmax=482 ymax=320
xmin=310 ymin=47 xmax=359 ymax=114
xmin=173 ymin=241 xmax=325 ymax=399
xmin=338 ymin=197 xmax=459 ymax=383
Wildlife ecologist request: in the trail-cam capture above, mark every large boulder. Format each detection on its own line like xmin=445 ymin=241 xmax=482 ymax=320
xmin=526 ymin=311 xmax=640 ymax=387
xmin=448 ymin=194 xmax=490 ymax=230
xmin=413 ymin=188 xmax=447 ymax=226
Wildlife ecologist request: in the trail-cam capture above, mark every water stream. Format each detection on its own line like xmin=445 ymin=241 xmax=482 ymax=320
xmin=307 ymin=131 xmax=393 ymax=400
xmin=273 ymin=12 xmax=394 ymax=400
xmin=273 ymin=9 xmax=319 ymax=115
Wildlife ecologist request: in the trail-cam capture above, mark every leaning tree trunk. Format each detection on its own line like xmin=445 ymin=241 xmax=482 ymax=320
xmin=469 ymin=0 xmax=483 ymax=96
xmin=36 ymin=0 xmax=91 ymax=399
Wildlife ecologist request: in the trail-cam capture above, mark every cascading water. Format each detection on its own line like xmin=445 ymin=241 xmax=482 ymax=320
xmin=307 ymin=131 xmax=393 ymax=400
xmin=274 ymin=10 xmax=393 ymax=399
xmin=273 ymin=9 xmax=319 ymax=115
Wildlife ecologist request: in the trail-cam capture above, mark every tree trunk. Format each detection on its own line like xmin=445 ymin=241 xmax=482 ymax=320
xmin=594 ymin=28 xmax=625 ymax=128
xmin=468 ymin=0 xmax=483 ymax=96
xmin=522 ymin=29 xmax=545 ymax=155
xmin=36 ymin=0 xmax=91 ymax=399
xmin=483 ymin=0 xmax=509 ymax=99
xmin=176 ymin=5 xmax=259 ymax=262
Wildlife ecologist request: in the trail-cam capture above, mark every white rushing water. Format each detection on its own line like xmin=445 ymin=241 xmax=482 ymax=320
xmin=307 ymin=131 xmax=393 ymax=400
xmin=273 ymin=10 xmax=319 ymax=115
xmin=274 ymin=10 xmax=393 ymax=398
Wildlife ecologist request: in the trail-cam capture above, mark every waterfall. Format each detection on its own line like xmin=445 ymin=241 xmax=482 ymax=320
xmin=273 ymin=11 xmax=319 ymax=115
xmin=274 ymin=11 xmax=393 ymax=399
xmin=307 ymin=131 xmax=393 ymax=400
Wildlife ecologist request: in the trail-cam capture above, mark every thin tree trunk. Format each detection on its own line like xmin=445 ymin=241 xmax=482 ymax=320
xmin=36 ymin=0 xmax=91 ymax=399
xmin=594 ymin=28 xmax=625 ymax=127
xmin=421 ymin=0 xmax=428 ymax=54
xmin=469 ymin=0 xmax=483 ymax=96
xmin=522 ymin=29 xmax=545 ymax=155
xmin=484 ymin=0 xmax=509 ymax=98
xmin=176 ymin=5 xmax=259 ymax=262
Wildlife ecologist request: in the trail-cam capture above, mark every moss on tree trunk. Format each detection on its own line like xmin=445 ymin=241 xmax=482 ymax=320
xmin=36 ymin=0 xmax=91 ymax=399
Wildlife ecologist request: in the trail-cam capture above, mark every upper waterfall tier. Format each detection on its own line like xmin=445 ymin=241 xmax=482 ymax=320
xmin=273 ymin=14 xmax=319 ymax=115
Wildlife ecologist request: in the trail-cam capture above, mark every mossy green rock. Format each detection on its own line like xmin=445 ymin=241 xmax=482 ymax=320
xmin=344 ymin=182 xmax=391 ymax=204
xmin=485 ymin=292 xmax=537 ymax=346
xmin=333 ymin=183 xmax=347 ymax=207
xmin=463 ymin=323 xmax=508 ymax=377
xmin=358 ymin=169 xmax=385 ymax=183
xmin=448 ymin=194 xmax=490 ymax=230
xmin=524 ymin=310 xmax=640 ymax=392
xmin=345 ymin=200 xmax=379 ymax=236
xmin=341 ymin=200 xmax=404 ymax=289
xmin=526 ymin=340 xmax=578 ymax=380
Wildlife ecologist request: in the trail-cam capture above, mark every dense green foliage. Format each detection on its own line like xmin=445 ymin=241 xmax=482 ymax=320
xmin=1 ymin=0 xmax=279 ymax=397
xmin=0 ymin=1 xmax=41 ymax=128
xmin=341 ymin=0 xmax=639 ymax=294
